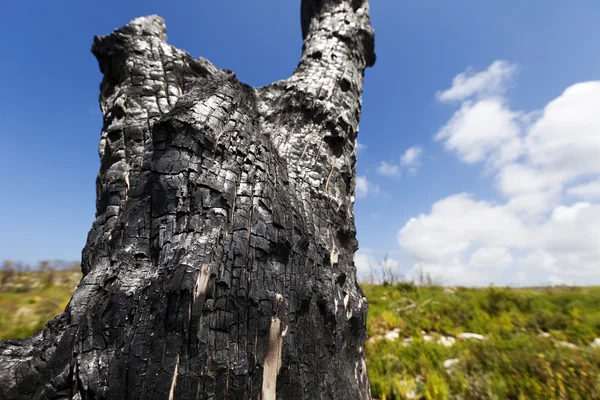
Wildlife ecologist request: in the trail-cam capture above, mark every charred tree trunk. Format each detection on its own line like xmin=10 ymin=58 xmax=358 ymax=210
xmin=0 ymin=1 xmax=375 ymax=399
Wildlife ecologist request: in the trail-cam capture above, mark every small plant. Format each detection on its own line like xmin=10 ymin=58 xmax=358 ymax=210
xmin=0 ymin=260 xmax=17 ymax=288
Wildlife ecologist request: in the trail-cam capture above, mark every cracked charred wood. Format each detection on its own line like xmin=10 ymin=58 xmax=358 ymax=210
xmin=0 ymin=1 xmax=375 ymax=398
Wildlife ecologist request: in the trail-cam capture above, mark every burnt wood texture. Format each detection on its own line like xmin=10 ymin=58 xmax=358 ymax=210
xmin=0 ymin=1 xmax=375 ymax=398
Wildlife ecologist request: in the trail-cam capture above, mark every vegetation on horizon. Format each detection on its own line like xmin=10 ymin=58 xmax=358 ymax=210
xmin=1 ymin=267 xmax=599 ymax=399
xmin=364 ymin=283 xmax=600 ymax=399
xmin=0 ymin=266 xmax=80 ymax=340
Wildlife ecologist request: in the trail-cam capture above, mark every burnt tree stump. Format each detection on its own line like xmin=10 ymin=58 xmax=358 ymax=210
xmin=0 ymin=1 xmax=376 ymax=398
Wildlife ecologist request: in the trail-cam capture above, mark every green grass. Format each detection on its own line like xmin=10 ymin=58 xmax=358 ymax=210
xmin=1 ymin=271 xmax=600 ymax=399
xmin=364 ymin=283 xmax=600 ymax=399
xmin=0 ymin=269 xmax=80 ymax=340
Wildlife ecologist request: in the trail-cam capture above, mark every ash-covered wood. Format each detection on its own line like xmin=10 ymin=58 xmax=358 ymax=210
xmin=0 ymin=1 xmax=375 ymax=398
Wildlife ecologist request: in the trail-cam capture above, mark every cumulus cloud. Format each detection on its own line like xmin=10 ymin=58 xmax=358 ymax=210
xmin=399 ymin=194 xmax=529 ymax=265
xmin=356 ymin=140 xmax=367 ymax=153
xmin=436 ymin=60 xmax=517 ymax=102
xmin=435 ymin=98 xmax=523 ymax=169
xmin=376 ymin=146 xmax=424 ymax=178
xmin=400 ymin=146 xmax=423 ymax=167
xmin=397 ymin=60 xmax=600 ymax=286
xmin=354 ymin=253 xmax=373 ymax=278
xmin=377 ymin=161 xmax=401 ymax=177
xmin=399 ymin=198 xmax=600 ymax=286
xmin=356 ymin=175 xmax=379 ymax=199
xmin=567 ymin=179 xmax=600 ymax=200
xmin=356 ymin=176 xmax=369 ymax=198
xmin=525 ymin=82 xmax=600 ymax=179
xmin=468 ymin=247 xmax=514 ymax=271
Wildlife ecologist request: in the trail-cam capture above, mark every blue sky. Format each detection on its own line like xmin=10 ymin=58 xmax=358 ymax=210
xmin=1 ymin=1 xmax=600 ymax=285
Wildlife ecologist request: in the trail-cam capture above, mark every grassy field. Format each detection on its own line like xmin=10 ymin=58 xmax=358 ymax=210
xmin=1 ymin=270 xmax=599 ymax=399
xmin=0 ymin=269 xmax=80 ymax=340
xmin=364 ymin=283 xmax=600 ymax=399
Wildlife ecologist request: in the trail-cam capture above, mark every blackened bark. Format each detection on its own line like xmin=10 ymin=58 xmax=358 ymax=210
xmin=0 ymin=1 xmax=375 ymax=399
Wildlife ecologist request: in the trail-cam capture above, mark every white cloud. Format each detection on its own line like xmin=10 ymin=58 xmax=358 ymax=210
xmin=377 ymin=161 xmax=401 ymax=177
xmin=436 ymin=60 xmax=517 ymax=102
xmin=354 ymin=253 xmax=373 ymax=278
xmin=396 ymin=60 xmax=600 ymax=286
xmin=356 ymin=175 xmax=379 ymax=199
xmin=398 ymin=194 xmax=529 ymax=265
xmin=567 ymin=179 xmax=600 ymax=200
xmin=496 ymin=163 xmax=565 ymax=217
xmin=468 ymin=247 xmax=514 ymax=271
xmin=376 ymin=146 xmax=424 ymax=179
xmin=536 ymin=203 xmax=600 ymax=264
xmin=400 ymin=146 xmax=423 ymax=167
xmin=356 ymin=140 xmax=366 ymax=153
xmin=435 ymin=98 xmax=523 ymax=169
xmin=435 ymin=61 xmax=524 ymax=171
xmin=525 ymin=82 xmax=600 ymax=179
xmin=356 ymin=176 xmax=369 ymax=198
xmin=399 ymin=197 xmax=600 ymax=285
